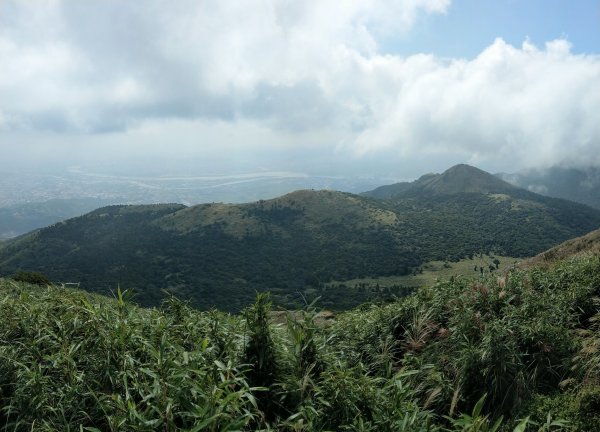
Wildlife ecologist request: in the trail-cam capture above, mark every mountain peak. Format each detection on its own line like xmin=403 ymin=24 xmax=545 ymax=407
xmin=363 ymin=164 xmax=517 ymax=199
xmin=414 ymin=164 xmax=517 ymax=195
xmin=443 ymin=163 xmax=487 ymax=176
xmin=430 ymin=164 xmax=512 ymax=192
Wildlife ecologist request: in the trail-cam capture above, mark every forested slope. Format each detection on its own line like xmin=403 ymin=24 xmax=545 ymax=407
xmin=1 ymin=165 xmax=599 ymax=310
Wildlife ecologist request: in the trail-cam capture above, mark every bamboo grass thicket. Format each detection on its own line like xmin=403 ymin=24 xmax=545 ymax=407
xmin=0 ymin=254 xmax=599 ymax=430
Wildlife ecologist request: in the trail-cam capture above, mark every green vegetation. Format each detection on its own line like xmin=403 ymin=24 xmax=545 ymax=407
xmin=1 ymin=246 xmax=600 ymax=430
xmin=0 ymin=165 xmax=598 ymax=311
xmin=9 ymin=270 xmax=51 ymax=286
xmin=329 ymin=254 xmax=521 ymax=291
xmin=522 ymin=228 xmax=600 ymax=269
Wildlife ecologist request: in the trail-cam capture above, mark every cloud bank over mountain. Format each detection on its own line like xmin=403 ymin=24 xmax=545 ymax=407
xmin=0 ymin=0 xmax=598 ymax=175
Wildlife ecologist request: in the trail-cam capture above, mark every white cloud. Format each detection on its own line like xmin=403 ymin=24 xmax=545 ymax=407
xmin=0 ymin=0 xmax=599 ymax=173
xmin=0 ymin=0 xmax=451 ymax=128
xmin=347 ymin=38 xmax=600 ymax=169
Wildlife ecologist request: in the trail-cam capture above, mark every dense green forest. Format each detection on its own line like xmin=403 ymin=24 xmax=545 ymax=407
xmin=1 ymin=235 xmax=600 ymax=430
xmin=0 ymin=165 xmax=599 ymax=311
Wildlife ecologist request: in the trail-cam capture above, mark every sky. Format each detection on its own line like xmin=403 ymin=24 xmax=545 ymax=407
xmin=0 ymin=0 xmax=599 ymax=179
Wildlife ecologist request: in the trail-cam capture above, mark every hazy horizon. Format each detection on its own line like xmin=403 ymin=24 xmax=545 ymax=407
xmin=1 ymin=0 xmax=599 ymax=190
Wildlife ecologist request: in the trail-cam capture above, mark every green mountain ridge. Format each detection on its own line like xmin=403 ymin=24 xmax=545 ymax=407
xmin=0 ymin=164 xmax=599 ymax=311
xmin=363 ymin=164 xmax=517 ymax=199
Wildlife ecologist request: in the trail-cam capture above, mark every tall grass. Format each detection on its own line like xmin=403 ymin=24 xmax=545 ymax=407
xmin=0 ymin=254 xmax=599 ymax=430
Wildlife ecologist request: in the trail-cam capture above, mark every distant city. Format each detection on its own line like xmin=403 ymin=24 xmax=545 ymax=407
xmin=0 ymin=167 xmax=395 ymax=208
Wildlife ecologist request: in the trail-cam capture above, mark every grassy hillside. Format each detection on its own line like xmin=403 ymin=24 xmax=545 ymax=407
xmin=0 ymin=195 xmax=415 ymax=310
xmin=0 ymin=165 xmax=599 ymax=311
xmin=328 ymin=254 xmax=522 ymax=289
xmin=1 ymin=235 xmax=600 ymax=430
xmin=521 ymin=227 xmax=600 ymax=268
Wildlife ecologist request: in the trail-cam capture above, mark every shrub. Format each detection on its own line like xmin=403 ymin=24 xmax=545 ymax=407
xmin=10 ymin=270 xmax=51 ymax=286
